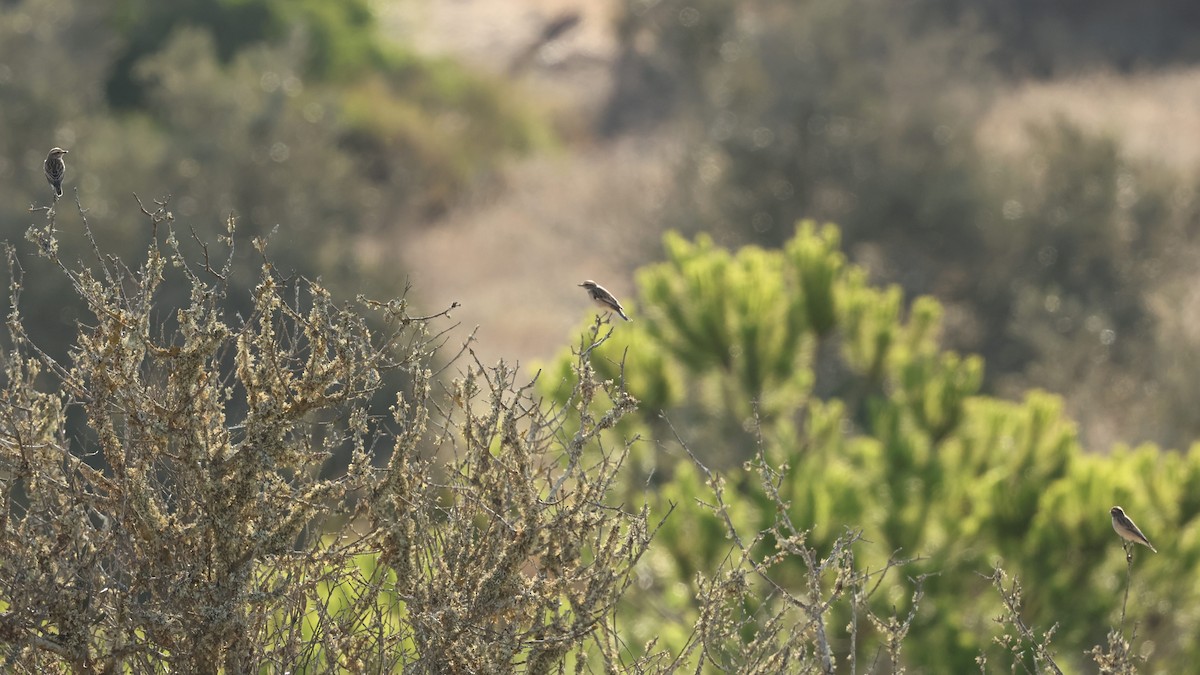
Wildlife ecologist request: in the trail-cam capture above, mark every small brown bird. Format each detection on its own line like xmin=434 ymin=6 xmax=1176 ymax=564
xmin=44 ymin=147 xmax=68 ymax=198
xmin=1111 ymin=506 xmax=1156 ymax=552
xmin=579 ymin=280 xmax=631 ymax=321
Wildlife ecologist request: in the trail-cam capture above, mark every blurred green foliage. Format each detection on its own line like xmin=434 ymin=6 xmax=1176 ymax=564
xmin=546 ymin=223 xmax=1200 ymax=671
xmin=108 ymin=0 xmax=386 ymax=105
xmin=0 ymin=0 xmax=549 ymax=363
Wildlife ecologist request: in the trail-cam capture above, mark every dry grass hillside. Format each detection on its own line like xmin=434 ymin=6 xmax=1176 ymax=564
xmin=979 ymin=67 xmax=1200 ymax=173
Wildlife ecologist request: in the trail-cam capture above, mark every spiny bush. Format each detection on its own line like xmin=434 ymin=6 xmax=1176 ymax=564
xmin=0 ymin=199 xmax=649 ymax=672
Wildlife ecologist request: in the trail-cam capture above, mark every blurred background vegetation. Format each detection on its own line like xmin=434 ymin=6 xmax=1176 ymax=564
xmin=0 ymin=0 xmax=548 ymax=364
xmin=602 ymin=0 xmax=1200 ymax=452
xmin=6 ymin=0 xmax=1200 ymax=449
xmin=5 ymin=0 xmax=1200 ymax=669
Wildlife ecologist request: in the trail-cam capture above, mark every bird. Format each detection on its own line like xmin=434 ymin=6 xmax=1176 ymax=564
xmin=44 ymin=147 xmax=68 ymax=198
xmin=579 ymin=280 xmax=631 ymax=321
xmin=1111 ymin=506 xmax=1156 ymax=552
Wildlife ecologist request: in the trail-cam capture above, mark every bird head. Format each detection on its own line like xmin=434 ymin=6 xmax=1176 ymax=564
xmin=1111 ymin=506 xmax=1124 ymax=517
xmin=579 ymin=280 xmax=597 ymax=289
xmin=48 ymin=148 xmax=68 ymax=157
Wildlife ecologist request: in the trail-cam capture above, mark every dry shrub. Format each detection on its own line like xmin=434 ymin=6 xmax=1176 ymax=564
xmin=0 ymin=197 xmax=651 ymax=672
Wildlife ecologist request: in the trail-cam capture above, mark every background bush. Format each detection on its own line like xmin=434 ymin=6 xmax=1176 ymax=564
xmin=604 ymin=0 xmax=1200 ymax=450
xmin=0 ymin=0 xmax=548 ymax=364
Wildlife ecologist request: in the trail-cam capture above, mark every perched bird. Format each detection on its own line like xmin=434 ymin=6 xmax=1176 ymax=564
xmin=579 ymin=280 xmax=631 ymax=321
xmin=1111 ymin=505 xmax=1156 ymax=552
xmin=44 ymin=147 xmax=68 ymax=198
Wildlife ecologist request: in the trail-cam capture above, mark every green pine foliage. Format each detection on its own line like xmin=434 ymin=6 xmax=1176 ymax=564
xmin=545 ymin=221 xmax=1198 ymax=671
